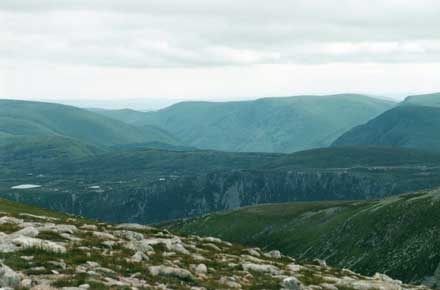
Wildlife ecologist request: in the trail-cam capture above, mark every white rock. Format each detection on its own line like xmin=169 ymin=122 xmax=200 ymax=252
xmin=199 ymin=236 xmax=226 ymax=244
xmin=245 ymin=248 xmax=261 ymax=257
xmin=92 ymin=231 xmax=116 ymax=240
xmin=11 ymin=226 xmax=39 ymax=238
xmin=149 ymin=266 xmax=193 ymax=280
xmin=19 ymin=278 xmax=33 ymax=288
xmin=169 ymin=243 xmax=190 ymax=255
xmin=219 ymin=277 xmax=242 ymax=289
xmin=40 ymin=224 xmax=77 ymax=234
xmin=0 ymin=263 xmax=21 ymax=288
xmin=319 ymin=283 xmax=338 ymax=290
xmin=113 ymin=230 xmax=144 ymax=241
xmin=194 ymin=264 xmax=208 ymax=274
xmin=0 ymin=238 xmax=18 ymax=253
xmin=264 ymin=250 xmax=282 ymax=259
xmin=0 ymin=216 xmax=23 ymax=225
xmin=281 ymin=277 xmax=303 ymax=290
xmin=313 ymin=258 xmax=327 ymax=268
xmin=12 ymin=236 xmax=66 ymax=253
xmin=125 ymin=240 xmax=154 ymax=253
xmin=101 ymin=241 xmax=116 ymax=248
xmin=242 ymin=263 xmax=280 ymax=275
xmin=191 ymin=253 xmax=207 ymax=261
xmin=287 ymin=263 xmax=302 ymax=272
xmin=203 ymin=243 xmax=221 ymax=252
xmin=79 ymin=224 xmax=98 ymax=231
xmin=130 ymin=251 xmax=149 ymax=262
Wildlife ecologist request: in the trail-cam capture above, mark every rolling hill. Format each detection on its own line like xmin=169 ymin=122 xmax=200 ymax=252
xmin=164 ymin=188 xmax=440 ymax=287
xmin=95 ymin=94 xmax=395 ymax=153
xmin=0 ymin=99 xmax=180 ymax=147
xmin=332 ymin=105 xmax=440 ymax=152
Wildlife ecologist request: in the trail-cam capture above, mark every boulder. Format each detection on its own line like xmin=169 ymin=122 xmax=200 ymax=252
xmin=113 ymin=230 xmax=144 ymax=241
xmin=92 ymin=231 xmax=116 ymax=240
xmin=264 ymin=250 xmax=282 ymax=259
xmin=0 ymin=263 xmax=21 ymax=288
xmin=149 ymin=266 xmax=193 ymax=280
xmin=242 ymin=263 xmax=280 ymax=275
xmin=244 ymin=248 xmax=261 ymax=257
xmin=194 ymin=264 xmax=208 ymax=274
xmin=312 ymin=258 xmax=327 ymax=268
xmin=281 ymin=277 xmax=303 ymax=290
xmin=125 ymin=240 xmax=154 ymax=253
xmin=130 ymin=251 xmax=149 ymax=263
xmin=79 ymin=224 xmax=98 ymax=231
xmin=0 ymin=216 xmax=23 ymax=225
xmin=11 ymin=236 xmax=66 ymax=253
xmin=40 ymin=224 xmax=77 ymax=234
xmin=169 ymin=243 xmax=190 ymax=255
xmin=11 ymin=226 xmax=39 ymax=238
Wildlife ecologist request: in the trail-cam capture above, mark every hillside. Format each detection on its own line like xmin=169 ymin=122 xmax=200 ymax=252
xmin=3 ymin=146 xmax=440 ymax=224
xmin=0 ymin=199 xmax=426 ymax=290
xmin=0 ymin=100 xmax=179 ymax=147
xmin=332 ymin=105 xmax=440 ymax=152
xmin=164 ymin=188 xmax=440 ymax=287
xmin=0 ymin=135 xmax=106 ymax=173
xmin=96 ymin=94 xmax=395 ymax=153
xmin=403 ymin=93 xmax=440 ymax=107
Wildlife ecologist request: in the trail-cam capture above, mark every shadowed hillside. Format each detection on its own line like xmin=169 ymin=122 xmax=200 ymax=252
xmin=333 ymin=105 xmax=440 ymax=152
xmin=164 ymin=188 xmax=440 ymax=287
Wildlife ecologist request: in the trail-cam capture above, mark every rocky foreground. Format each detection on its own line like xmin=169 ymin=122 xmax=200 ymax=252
xmin=0 ymin=202 xmax=431 ymax=290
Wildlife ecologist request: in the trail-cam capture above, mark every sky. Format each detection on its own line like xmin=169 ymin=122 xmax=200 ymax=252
xmin=1 ymin=0 xmax=440 ymax=108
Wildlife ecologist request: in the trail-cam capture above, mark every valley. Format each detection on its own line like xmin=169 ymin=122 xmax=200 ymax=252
xmin=1 ymin=93 xmax=440 ymax=289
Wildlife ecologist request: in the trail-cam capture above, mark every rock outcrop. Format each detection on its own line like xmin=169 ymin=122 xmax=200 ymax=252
xmin=0 ymin=208 xmax=431 ymax=290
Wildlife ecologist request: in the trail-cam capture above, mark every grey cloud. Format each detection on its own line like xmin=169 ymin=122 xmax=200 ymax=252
xmin=1 ymin=0 xmax=440 ymax=68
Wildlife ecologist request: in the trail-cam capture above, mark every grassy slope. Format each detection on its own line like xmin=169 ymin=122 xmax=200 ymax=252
xmin=0 ymin=100 xmax=179 ymax=146
xmin=333 ymin=105 xmax=440 ymax=152
xmin=97 ymin=94 xmax=395 ymax=153
xmin=1 ymin=198 xmax=426 ymax=290
xmin=164 ymin=188 xmax=440 ymax=284
xmin=0 ymin=197 xmax=71 ymax=219
xmin=5 ymin=138 xmax=438 ymax=179
xmin=0 ymin=135 xmax=107 ymax=174
xmin=34 ymin=146 xmax=440 ymax=178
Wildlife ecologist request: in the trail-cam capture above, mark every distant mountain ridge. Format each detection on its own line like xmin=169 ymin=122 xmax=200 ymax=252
xmin=402 ymin=92 xmax=440 ymax=107
xmin=96 ymin=94 xmax=395 ymax=153
xmin=0 ymin=99 xmax=180 ymax=147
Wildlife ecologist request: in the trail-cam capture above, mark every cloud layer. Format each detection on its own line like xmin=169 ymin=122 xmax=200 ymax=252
xmin=1 ymin=0 xmax=440 ymax=101
xmin=2 ymin=0 xmax=440 ymax=68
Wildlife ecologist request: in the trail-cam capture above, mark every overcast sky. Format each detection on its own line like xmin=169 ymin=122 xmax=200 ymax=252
xmin=1 ymin=0 xmax=440 ymax=107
